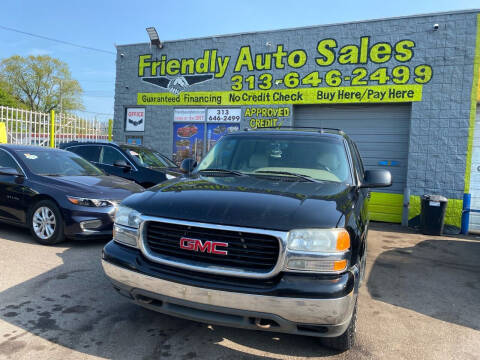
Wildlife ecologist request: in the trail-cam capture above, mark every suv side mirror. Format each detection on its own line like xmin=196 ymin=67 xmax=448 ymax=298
xmin=114 ymin=160 xmax=131 ymax=170
xmin=361 ymin=169 xmax=392 ymax=188
xmin=0 ymin=167 xmax=23 ymax=177
xmin=180 ymin=158 xmax=197 ymax=174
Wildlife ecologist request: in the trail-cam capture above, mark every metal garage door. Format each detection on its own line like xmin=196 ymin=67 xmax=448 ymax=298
xmin=294 ymin=104 xmax=411 ymax=222
xmin=468 ymin=105 xmax=480 ymax=232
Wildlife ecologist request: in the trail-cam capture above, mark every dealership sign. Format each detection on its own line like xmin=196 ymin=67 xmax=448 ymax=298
xmin=137 ymin=36 xmax=431 ymax=106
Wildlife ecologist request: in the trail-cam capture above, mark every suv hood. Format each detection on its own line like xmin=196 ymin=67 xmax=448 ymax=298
xmin=39 ymin=175 xmax=143 ymax=200
xmin=122 ymin=175 xmax=354 ymax=231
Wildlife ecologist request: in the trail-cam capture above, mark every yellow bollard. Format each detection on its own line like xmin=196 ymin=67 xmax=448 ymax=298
xmin=49 ymin=110 xmax=55 ymax=148
xmin=108 ymin=119 xmax=113 ymax=142
xmin=0 ymin=122 xmax=6 ymax=143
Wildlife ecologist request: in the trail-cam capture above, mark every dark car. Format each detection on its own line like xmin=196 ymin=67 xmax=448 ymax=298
xmin=60 ymin=142 xmax=179 ymax=188
xmin=0 ymin=145 xmax=143 ymax=245
xmin=101 ymin=128 xmax=392 ymax=351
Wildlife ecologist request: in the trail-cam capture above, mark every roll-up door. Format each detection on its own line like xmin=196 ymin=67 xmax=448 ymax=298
xmin=294 ymin=104 xmax=411 ymax=223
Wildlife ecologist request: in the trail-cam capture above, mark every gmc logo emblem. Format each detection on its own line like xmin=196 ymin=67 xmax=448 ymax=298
xmin=179 ymin=237 xmax=228 ymax=255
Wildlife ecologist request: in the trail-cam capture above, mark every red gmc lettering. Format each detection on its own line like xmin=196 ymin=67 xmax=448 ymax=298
xmin=179 ymin=237 xmax=228 ymax=255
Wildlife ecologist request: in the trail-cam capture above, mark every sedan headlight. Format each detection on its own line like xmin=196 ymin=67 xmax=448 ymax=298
xmin=166 ymin=173 xmax=176 ymax=180
xmin=286 ymin=229 xmax=350 ymax=273
xmin=67 ymin=196 xmax=114 ymax=207
xmin=115 ymin=205 xmax=142 ymax=229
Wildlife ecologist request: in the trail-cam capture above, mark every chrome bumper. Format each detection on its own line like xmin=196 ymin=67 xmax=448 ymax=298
xmin=102 ymin=260 xmax=356 ymax=327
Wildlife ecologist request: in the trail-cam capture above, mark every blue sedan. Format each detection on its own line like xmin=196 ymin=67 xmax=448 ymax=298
xmin=0 ymin=145 xmax=143 ymax=245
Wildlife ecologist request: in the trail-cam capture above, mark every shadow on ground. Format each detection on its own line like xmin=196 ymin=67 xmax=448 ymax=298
xmin=0 ymin=224 xmax=347 ymax=359
xmin=367 ymin=228 xmax=480 ymax=331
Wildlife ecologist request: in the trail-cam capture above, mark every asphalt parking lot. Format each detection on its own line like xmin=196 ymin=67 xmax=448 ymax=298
xmin=0 ymin=223 xmax=479 ymax=360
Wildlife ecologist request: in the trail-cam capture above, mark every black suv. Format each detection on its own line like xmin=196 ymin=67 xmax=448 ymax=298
xmin=101 ymin=129 xmax=391 ymax=351
xmin=60 ymin=142 xmax=179 ymax=188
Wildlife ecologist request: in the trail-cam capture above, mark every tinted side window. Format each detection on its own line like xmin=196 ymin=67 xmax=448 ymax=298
xmin=101 ymin=146 xmax=125 ymax=165
xmin=353 ymin=143 xmax=365 ymax=178
xmin=349 ymin=141 xmax=364 ymax=180
xmin=0 ymin=150 xmax=20 ymax=170
xmin=68 ymin=146 xmax=101 ymax=162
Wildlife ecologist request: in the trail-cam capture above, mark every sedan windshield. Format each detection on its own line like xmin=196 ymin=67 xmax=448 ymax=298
xmin=122 ymin=146 xmax=176 ymax=168
xmin=18 ymin=150 xmax=103 ymax=176
xmin=197 ymin=135 xmax=352 ymax=183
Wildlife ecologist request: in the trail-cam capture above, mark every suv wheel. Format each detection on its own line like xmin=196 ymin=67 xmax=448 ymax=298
xmin=29 ymin=200 xmax=65 ymax=245
xmin=321 ymin=300 xmax=357 ymax=351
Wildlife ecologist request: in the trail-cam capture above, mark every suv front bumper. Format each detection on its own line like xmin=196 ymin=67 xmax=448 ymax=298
xmin=102 ymin=241 xmax=358 ymax=337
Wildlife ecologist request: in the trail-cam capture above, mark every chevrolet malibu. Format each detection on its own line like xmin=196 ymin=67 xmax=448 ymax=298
xmin=0 ymin=145 xmax=143 ymax=245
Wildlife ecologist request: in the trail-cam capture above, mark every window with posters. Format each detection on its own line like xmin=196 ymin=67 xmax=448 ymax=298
xmin=125 ymin=108 xmax=145 ymax=132
xmin=172 ymin=108 xmax=241 ymax=165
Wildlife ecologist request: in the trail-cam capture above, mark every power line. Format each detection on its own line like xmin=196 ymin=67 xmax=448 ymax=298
xmin=0 ymin=25 xmax=116 ymax=55
xmin=78 ymin=79 xmax=115 ymax=83
xmin=76 ymin=109 xmax=113 ymax=116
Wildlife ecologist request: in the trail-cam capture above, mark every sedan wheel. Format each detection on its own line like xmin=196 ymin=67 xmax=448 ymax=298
xmin=29 ymin=200 xmax=65 ymax=245
xmin=32 ymin=206 xmax=56 ymax=240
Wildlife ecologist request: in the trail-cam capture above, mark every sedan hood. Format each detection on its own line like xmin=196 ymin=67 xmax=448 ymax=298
xmin=122 ymin=175 xmax=354 ymax=231
xmin=41 ymin=175 xmax=143 ymax=200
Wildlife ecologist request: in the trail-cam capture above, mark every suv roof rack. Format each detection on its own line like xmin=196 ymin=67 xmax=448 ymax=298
xmin=244 ymin=126 xmax=344 ymax=134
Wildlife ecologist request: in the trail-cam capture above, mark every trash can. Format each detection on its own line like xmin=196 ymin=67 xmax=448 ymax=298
xmin=420 ymin=195 xmax=448 ymax=235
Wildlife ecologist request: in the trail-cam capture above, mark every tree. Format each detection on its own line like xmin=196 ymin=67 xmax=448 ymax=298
xmin=0 ymin=80 xmax=23 ymax=108
xmin=0 ymin=55 xmax=83 ymax=112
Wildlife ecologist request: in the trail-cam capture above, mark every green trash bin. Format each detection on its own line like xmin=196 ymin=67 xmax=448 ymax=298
xmin=420 ymin=195 xmax=448 ymax=235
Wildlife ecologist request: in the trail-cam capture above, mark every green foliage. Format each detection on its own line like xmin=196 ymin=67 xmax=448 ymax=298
xmin=0 ymin=81 xmax=22 ymax=108
xmin=0 ymin=55 xmax=84 ymax=112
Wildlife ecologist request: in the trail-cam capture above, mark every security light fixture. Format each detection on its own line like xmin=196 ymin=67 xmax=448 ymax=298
xmin=146 ymin=27 xmax=162 ymax=48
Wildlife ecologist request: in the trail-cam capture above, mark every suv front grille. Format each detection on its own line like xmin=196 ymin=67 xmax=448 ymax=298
xmin=144 ymin=221 xmax=280 ymax=272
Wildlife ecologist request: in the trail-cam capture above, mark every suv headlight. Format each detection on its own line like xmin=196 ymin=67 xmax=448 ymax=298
xmin=115 ymin=205 xmax=142 ymax=229
xmin=286 ymin=229 xmax=350 ymax=272
xmin=287 ymin=229 xmax=350 ymax=252
xmin=113 ymin=205 xmax=142 ymax=248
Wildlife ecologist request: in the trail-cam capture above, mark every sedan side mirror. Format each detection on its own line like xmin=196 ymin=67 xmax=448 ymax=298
xmin=114 ymin=160 xmax=131 ymax=171
xmin=180 ymin=158 xmax=197 ymax=174
xmin=361 ymin=169 xmax=392 ymax=188
xmin=0 ymin=167 xmax=23 ymax=177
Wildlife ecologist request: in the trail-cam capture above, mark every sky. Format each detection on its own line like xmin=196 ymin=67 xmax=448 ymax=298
xmin=1 ymin=0 xmax=479 ymax=122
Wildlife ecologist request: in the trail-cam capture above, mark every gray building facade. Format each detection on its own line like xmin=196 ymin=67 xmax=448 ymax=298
xmin=113 ymin=10 xmax=480 ymax=226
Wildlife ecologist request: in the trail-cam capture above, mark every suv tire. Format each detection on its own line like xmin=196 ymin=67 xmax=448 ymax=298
xmin=321 ymin=300 xmax=357 ymax=351
xmin=29 ymin=200 xmax=65 ymax=245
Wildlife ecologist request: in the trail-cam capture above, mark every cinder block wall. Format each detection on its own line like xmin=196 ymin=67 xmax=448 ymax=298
xmin=114 ymin=11 xmax=479 ymax=203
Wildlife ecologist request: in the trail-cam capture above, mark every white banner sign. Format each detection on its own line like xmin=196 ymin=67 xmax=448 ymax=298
xmin=174 ymin=108 xmax=205 ymax=122
xmin=207 ymin=108 xmax=241 ymax=122
xmin=125 ymin=108 xmax=145 ymax=132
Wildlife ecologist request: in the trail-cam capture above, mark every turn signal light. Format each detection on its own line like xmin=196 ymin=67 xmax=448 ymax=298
xmin=336 ymin=230 xmax=350 ymax=251
xmin=287 ymin=259 xmax=348 ymax=272
xmin=333 ymin=259 xmax=348 ymax=271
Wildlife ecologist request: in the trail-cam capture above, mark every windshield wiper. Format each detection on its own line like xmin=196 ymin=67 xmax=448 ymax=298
xmin=198 ymin=168 xmax=245 ymax=176
xmin=253 ymin=170 xmax=321 ymax=183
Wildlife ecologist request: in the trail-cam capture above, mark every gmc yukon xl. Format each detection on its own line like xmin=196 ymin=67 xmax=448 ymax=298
xmin=101 ymin=128 xmax=392 ymax=351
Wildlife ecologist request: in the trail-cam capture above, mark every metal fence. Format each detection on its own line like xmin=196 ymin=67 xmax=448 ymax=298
xmin=0 ymin=106 xmax=110 ymax=147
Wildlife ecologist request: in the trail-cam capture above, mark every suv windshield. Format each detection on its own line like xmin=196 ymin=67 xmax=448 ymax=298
xmin=122 ymin=146 xmax=176 ymax=168
xmin=197 ymin=135 xmax=352 ymax=183
xmin=18 ymin=150 xmax=103 ymax=176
